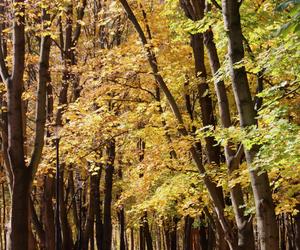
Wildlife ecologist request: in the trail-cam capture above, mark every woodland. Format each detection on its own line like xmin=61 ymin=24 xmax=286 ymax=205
xmin=0 ymin=0 xmax=299 ymax=250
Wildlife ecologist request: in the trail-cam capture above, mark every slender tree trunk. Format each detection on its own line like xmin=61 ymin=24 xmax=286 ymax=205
xmin=221 ymin=1 xmax=279 ymax=250
xmin=59 ymin=169 xmax=74 ymax=250
xmin=143 ymin=213 xmax=153 ymax=250
xmin=82 ymin=173 xmax=97 ymax=250
xmin=169 ymin=218 xmax=178 ymax=250
xmin=95 ymin=166 xmax=103 ymax=250
xmin=103 ymin=140 xmax=115 ymax=250
xmin=140 ymin=222 xmax=145 ymax=250
xmin=294 ymin=205 xmax=300 ymax=250
xmin=118 ymin=207 xmax=126 ymax=250
xmin=42 ymin=177 xmax=55 ymax=250
xmin=130 ymin=228 xmax=134 ymax=250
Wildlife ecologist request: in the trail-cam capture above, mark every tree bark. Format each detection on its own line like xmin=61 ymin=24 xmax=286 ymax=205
xmin=221 ymin=1 xmax=279 ymax=249
xmin=183 ymin=216 xmax=194 ymax=250
xmin=7 ymin=171 xmax=30 ymax=250
xmin=203 ymin=10 xmax=254 ymax=250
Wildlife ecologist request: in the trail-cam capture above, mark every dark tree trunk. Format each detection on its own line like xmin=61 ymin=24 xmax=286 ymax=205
xmin=59 ymin=169 xmax=74 ymax=250
xmin=118 ymin=207 xmax=126 ymax=250
xmin=43 ymin=177 xmax=55 ymax=250
xmin=183 ymin=216 xmax=194 ymax=250
xmin=169 ymin=219 xmax=177 ymax=250
xmin=143 ymin=214 xmax=153 ymax=250
xmin=130 ymin=228 xmax=134 ymax=250
xmin=103 ymin=140 xmax=115 ymax=250
xmin=95 ymin=165 xmax=103 ymax=250
xmin=221 ymin=1 xmax=279 ymax=250
xmin=140 ymin=224 xmax=145 ymax=250
xmin=294 ymin=205 xmax=300 ymax=250
xmin=82 ymin=173 xmax=97 ymax=250
xmin=7 ymin=171 xmax=30 ymax=250
xmin=199 ymin=216 xmax=208 ymax=250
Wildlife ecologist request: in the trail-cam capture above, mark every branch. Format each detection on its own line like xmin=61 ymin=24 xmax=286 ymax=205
xmin=30 ymin=197 xmax=45 ymax=243
xmin=234 ymin=143 xmax=244 ymax=163
xmin=211 ymin=0 xmax=222 ymax=10
xmin=72 ymin=0 xmax=87 ymax=47
xmin=0 ymin=0 xmax=9 ymax=81
xmin=29 ymin=9 xmax=52 ymax=179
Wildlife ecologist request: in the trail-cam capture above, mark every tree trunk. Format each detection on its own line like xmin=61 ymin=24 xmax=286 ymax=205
xmin=82 ymin=173 xmax=97 ymax=250
xmin=103 ymin=140 xmax=115 ymax=250
xmin=294 ymin=205 xmax=300 ymax=250
xmin=59 ymin=169 xmax=73 ymax=250
xmin=118 ymin=207 xmax=126 ymax=250
xmin=43 ymin=177 xmax=55 ymax=250
xmin=95 ymin=166 xmax=103 ymax=250
xmin=6 ymin=171 xmax=30 ymax=250
xmin=203 ymin=21 xmax=254 ymax=250
xmin=183 ymin=216 xmax=194 ymax=250
xmin=221 ymin=1 xmax=279 ymax=249
xmin=143 ymin=214 xmax=153 ymax=250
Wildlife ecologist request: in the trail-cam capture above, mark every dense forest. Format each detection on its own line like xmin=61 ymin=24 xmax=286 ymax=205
xmin=0 ymin=0 xmax=299 ymax=249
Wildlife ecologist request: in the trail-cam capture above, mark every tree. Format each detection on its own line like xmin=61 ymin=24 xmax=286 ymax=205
xmin=0 ymin=1 xmax=51 ymax=249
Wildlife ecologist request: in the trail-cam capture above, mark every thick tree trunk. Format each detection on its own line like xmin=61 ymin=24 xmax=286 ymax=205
xmin=221 ymin=1 xmax=279 ymax=249
xmin=183 ymin=216 xmax=194 ymax=250
xmin=6 ymin=171 xmax=30 ymax=250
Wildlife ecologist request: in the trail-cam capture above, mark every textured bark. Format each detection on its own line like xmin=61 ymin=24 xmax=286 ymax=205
xmin=203 ymin=10 xmax=254 ymax=250
xmin=0 ymin=1 xmax=28 ymax=249
xmin=7 ymin=171 xmax=30 ymax=250
xmin=221 ymin=1 xmax=279 ymax=249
